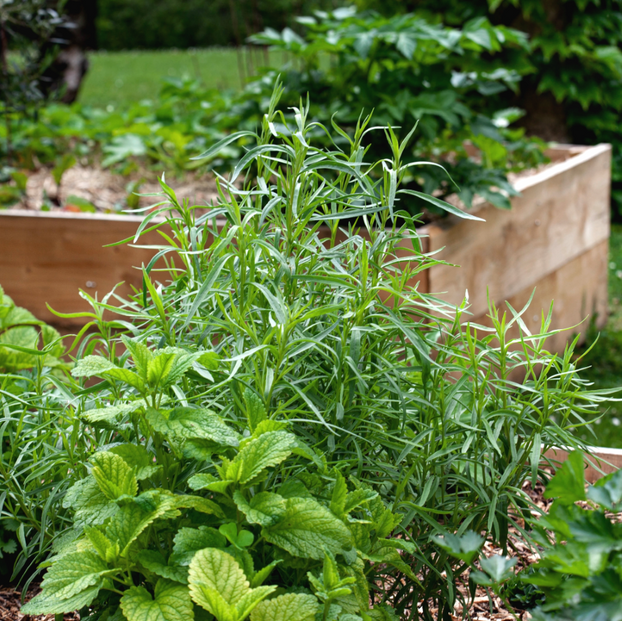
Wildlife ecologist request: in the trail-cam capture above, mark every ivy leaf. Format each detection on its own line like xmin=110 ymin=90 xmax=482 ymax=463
xmin=226 ymin=431 xmax=297 ymax=484
xmin=90 ymin=451 xmax=138 ymax=500
xmin=171 ymin=527 xmax=227 ymax=566
xmin=121 ymin=580 xmax=194 ymax=621
xmin=250 ymin=592 xmax=320 ymax=621
xmin=233 ymin=491 xmax=286 ymax=526
xmin=188 ymin=548 xmax=276 ymax=621
xmin=587 ymin=468 xmax=622 ymax=511
xmin=263 ymin=497 xmax=353 ymax=560
xmin=472 ymin=555 xmax=517 ymax=585
xmin=544 ymin=451 xmax=586 ymax=505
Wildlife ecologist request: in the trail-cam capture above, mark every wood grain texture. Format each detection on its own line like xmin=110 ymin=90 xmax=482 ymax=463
xmin=420 ymin=144 xmax=611 ymax=318
xmin=0 ymin=210 xmax=167 ymax=328
xmin=544 ymin=446 xmax=622 ymax=483
xmin=467 ymin=239 xmax=609 ymax=352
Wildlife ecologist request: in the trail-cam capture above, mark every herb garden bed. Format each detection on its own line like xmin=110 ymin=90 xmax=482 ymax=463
xmin=0 ymin=144 xmax=611 ymax=343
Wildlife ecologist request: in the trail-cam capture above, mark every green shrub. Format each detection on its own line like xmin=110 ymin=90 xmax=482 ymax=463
xmin=240 ymin=7 xmax=547 ymax=215
xmin=18 ymin=87 xmax=606 ymax=619
xmin=358 ymin=0 xmax=622 ymax=219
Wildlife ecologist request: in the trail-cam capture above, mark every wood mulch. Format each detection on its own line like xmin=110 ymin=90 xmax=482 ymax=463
xmin=7 ymin=165 xmax=220 ymax=214
xmin=0 ymin=586 xmax=79 ymax=621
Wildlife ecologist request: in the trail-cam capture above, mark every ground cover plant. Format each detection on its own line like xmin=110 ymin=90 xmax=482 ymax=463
xmin=10 ymin=86 xmax=611 ymax=620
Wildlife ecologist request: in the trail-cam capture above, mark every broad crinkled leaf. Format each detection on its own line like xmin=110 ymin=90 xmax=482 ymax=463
xmin=137 ymin=550 xmax=189 ymax=584
xmin=84 ymin=527 xmax=119 ymax=563
xmin=188 ymin=548 xmax=275 ymax=620
xmin=171 ymin=526 xmax=227 ymax=566
xmin=263 ymin=497 xmax=353 ymax=560
xmin=109 ymin=444 xmax=160 ymax=480
xmin=233 ymin=491 xmax=286 ymax=526
xmin=38 ymin=550 xmax=110 ymax=601
xmin=63 ymin=477 xmax=119 ymax=526
xmin=21 ymin=585 xmax=101 ymax=616
xmin=146 ymin=407 xmax=239 ymax=447
xmin=173 ymin=494 xmax=224 ymax=517
xmin=106 ymin=492 xmax=179 ymax=556
xmin=121 ymin=580 xmax=194 ymax=621
xmin=243 ymin=388 xmax=267 ymax=433
xmin=226 ymin=431 xmax=297 ymax=484
xmin=121 ymin=335 xmax=153 ymax=379
xmin=72 ymin=356 xmax=118 ymax=378
xmin=188 ymin=474 xmax=233 ymax=494
xmin=90 ymin=451 xmax=138 ymax=500
xmin=250 ymin=592 xmax=319 ymax=621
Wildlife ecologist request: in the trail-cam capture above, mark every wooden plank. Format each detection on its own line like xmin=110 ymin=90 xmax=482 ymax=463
xmin=544 ymin=446 xmax=622 ymax=483
xmin=466 ymin=239 xmax=609 ymax=356
xmin=0 ymin=210 xmax=167 ymax=328
xmin=420 ymin=143 xmax=611 ymax=318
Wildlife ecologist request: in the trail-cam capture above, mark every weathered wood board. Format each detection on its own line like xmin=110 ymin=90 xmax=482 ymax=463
xmin=0 ymin=144 xmax=611 ymax=345
xmin=0 ymin=210 xmax=166 ymax=328
xmin=420 ymin=143 xmax=611 ymax=322
xmin=545 ymin=446 xmax=622 ymax=483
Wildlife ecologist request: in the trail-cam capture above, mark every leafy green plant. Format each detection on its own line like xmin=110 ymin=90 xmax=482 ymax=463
xmin=18 ymin=86 xmax=608 ymax=619
xmin=242 ymin=7 xmax=547 ymax=214
xmin=360 ymin=0 xmax=622 ymax=219
xmin=522 ymin=451 xmax=622 ymax=620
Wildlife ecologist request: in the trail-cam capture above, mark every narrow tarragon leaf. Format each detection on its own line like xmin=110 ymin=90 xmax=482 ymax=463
xmin=121 ymin=581 xmax=194 ymax=621
xmin=226 ymin=431 xmax=297 ymax=484
xmin=38 ymin=551 xmax=110 ymax=600
xmin=263 ymin=498 xmax=353 ymax=560
xmin=233 ymin=491 xmax=286 ymax=526
xmin=250 ymin=593 xmax=320 ymax=621
xmin=171 ymin=527 xmax=227 ymax=566
xmin=90 ymin=451 xmax=138 ymax=500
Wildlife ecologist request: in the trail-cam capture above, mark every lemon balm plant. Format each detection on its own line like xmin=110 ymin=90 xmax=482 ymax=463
xmin=22 ymin=84 xmax=609 ymax=620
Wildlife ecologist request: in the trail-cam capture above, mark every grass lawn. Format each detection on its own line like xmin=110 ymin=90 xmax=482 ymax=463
xmin=79 ymin=47 xmax=289 ymax=107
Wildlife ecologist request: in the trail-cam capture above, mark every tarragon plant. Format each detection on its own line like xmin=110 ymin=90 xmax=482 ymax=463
xmin=20 ymin=84 xmax=609 ymax=620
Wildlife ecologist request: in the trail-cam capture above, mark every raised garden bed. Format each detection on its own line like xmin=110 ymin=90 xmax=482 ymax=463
xmin=0 ymin=144 xmax=611 ymax=347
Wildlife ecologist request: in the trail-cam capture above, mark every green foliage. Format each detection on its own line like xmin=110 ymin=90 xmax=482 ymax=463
xmin=521 ymin=452 xmax=622 ymax=619
xmin=17 ymin=88 xmax=606 ymax=619
xmin=359 ymin=0 xmax=622 ymax=218
xmin=96 ymin=0 xmax=332 ymax=51
xmin=241 ymin=7 xmax=547 ymax=215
